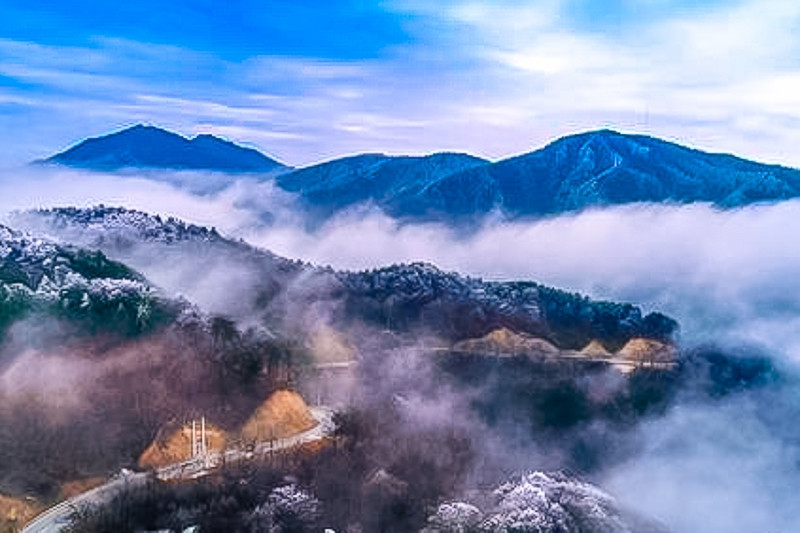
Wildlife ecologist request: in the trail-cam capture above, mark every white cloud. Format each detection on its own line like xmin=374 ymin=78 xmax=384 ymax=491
xmin=0 ymin=167 xmax=249 ymax=231
xmin=7 ymin=168 xmax=780 ymax=363
xmin=606 ymin=396 xmax=800 ymax=533
xmin=384 ymin=0 xmax=800 ymax=166
xmin=0 ymin=37 xmax=109 ymax=69
xmin=244 ymin=56 xmax=374 ymax=82
xmin=5 ymin=1 xmax=800 ymax=170
xmin=127 ymin=94 xmax=278 ymax=122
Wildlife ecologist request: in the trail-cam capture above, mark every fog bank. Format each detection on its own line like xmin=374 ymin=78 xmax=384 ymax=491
xmin=4 ymin=166 xmax=800 ymax=358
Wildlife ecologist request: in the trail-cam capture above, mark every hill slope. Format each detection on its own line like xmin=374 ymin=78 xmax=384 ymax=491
xmin=400 ymin=129 xmax=800 ymax=218
xmin=11 ymin=206 xmax=678 ymax=349
xmin=43 ymin=124 xmax=287 ymax=173
xmin=275 ymin=152 xmax=488 ymax=217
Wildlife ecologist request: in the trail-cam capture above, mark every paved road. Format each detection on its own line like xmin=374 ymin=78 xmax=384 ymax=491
xmin=21 ymin=472 xmax=148 ymax=533
xmin=22 ymin=407 xmax=335 ymax=533
xmin=156 ymin=406 xmax=335 ymax=480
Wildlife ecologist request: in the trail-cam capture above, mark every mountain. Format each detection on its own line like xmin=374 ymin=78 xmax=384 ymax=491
xmin=10 ymin=206 xmax=308 ymax=325
xmin=12 ymin=206 xmax=678 ymax=349
xmin=274 ymin=129 xmax=800 ymax=220
xmin=340 ymin=262 xmax=676 ymax=348
xmin=275 ymin=152 xmax=488 ymax=218
xmin=41 ymin=126 xmax=800 ymax=219
xmin=396 ymin=129 xmax=800 ymax=219
xmin=42 ymin=124 xmax=288 ymax=173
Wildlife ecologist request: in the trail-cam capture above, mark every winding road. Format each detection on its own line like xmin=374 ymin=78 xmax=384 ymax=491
xmin=156 ymin=407 xmax=335 ymax=481
xmin=22 ymin=407 xmax=335 ymax=533
xmin=20 ymin=472 xmax=148 ymax=533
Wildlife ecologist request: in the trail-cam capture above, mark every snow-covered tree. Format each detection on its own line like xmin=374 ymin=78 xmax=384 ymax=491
xmin=479 ymin=472 xmax=632 ymax=533
xmin=247 ymin=484 xmax=321 ymax=533
xmin=423 ymin=501 xmax=483 ymax=532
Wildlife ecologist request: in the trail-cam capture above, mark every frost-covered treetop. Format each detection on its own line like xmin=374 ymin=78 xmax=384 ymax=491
xmin=247 ymin=484 xmax=321 ymax=532
xmin=0 ymin=223 xmax=61 ymax=264
xmin=483 ymin=471 xmax=631 ymax=532
xmin=425 ymin=471 xmax=660 ymax=533
xmin=30 ymin=205 xmax=222 ymax=244
xmin=0 ymin=222 xmax=144 ymax=292
xmin=0 ymin=221 xmax=169 ymax=336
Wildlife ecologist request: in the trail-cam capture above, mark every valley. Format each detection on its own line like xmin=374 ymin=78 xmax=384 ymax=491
xmin=0 ymin=207 xmax=696 ymax=531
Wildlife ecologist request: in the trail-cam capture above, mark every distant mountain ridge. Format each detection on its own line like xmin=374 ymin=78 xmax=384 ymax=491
xmin=42 ymin=124 xmax=287 ymax=173
xmin=403 ymin=129 xmax=800 ymax=218
xmin=41 ymin=126 xmax=800 ymax=219
xmin=277 ymin=129 xmax=800 ymax=219
xmin=275 ymin=152 xmax=488 ymax=218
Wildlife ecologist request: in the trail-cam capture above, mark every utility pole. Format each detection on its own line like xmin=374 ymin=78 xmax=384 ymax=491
xmin=192 ymin=420 xmax=197 ymax=458
xmin=201 ymin=417 xmax=207 ymax=456
xmin=191 ymin=417 xmax=209 ymax=461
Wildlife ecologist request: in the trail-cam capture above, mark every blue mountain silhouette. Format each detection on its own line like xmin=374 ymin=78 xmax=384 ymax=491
xmin=44 ymin=124 xmax=287 ymax=173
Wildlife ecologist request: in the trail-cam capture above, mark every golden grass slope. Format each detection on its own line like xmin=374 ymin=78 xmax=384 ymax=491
xmin=580 ymin=339 xmax=612 ymax=358
xmin=138 ymin=420 xmax=228 ymax=469
xmin=454 ymin=327 xmax=560 ymax=356
xmin=617 ymin=338 xmax=678 ymax=363
xmin=240 ymin=389 xmax=317 ymax=443
xmin=0 ymin=493 xmax=42 ymax=530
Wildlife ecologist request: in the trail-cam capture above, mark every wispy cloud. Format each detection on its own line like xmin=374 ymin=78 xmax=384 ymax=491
xmin=244 ymin=56 xmax=374 ymax=82
xmin=123 ymin=94 xmax=279 ymax=123
xmin=3 ymin=1 xmax=800 ymax=167
xmin=386 ymin=0 xmax=800 ymax=163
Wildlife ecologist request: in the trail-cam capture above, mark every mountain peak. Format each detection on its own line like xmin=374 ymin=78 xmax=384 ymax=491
xmin=409 ymin=129 xmax=800 ymax=219
xmin=42 ymin=124 xmax=288 ymax=174
xmin=112 ymin=123 xmax=180 ymax=137
xmin=544 ymin=128 xmax=641 ymax=151
xmin=126 ymin=123 xmax=163 ymax=132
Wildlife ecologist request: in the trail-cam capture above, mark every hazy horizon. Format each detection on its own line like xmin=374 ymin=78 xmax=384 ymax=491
xmin=4 ymin=1 xmax=800 ymax=169
xmin=24 ymin=122 xmax=800 ymax=172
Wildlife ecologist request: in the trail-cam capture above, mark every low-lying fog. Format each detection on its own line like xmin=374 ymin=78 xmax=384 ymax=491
xmin=241 ymin=198 xmax=800 ymax=363
xmin=2 ymin=165 xmax=800 ymax=532
xmin=4 ymin=165 xmax=796 ymax=356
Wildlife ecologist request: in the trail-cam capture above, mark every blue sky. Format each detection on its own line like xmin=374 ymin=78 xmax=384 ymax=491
xmin=2 ymin=0 xmax=800 ymax=167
